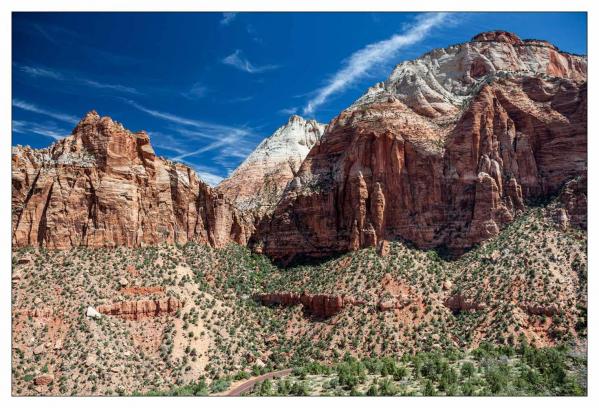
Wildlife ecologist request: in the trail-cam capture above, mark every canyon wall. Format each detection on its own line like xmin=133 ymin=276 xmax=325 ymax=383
xmin=252 ymin=31 xmax=587 ymax=263
xmin=12 ymin=111 xmax=252 ymax=249
xmin=12 ymin=31 xmax=587 ymax=262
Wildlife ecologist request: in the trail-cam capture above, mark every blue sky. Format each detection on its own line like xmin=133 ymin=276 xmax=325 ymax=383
xmin=12 ymin=12 xmax=587 ymax=185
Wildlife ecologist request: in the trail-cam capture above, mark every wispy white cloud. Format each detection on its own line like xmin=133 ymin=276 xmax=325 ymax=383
xmin=303 ymin=13 xmax=449 ymax=115
xmin=172 ymin=138 xmax=235 ymax=161
xmin=84 ymin=47 xmax=141 ymax=66
xmin=13 ymin=99 xmax=79 ymax=125
xmin=12 ymin=119 xmax=70 ymax=141
xmin=125 ymin=100 xmax=253 ymax=137
xmin=18 ymin=65 xmax=63 ymax=79
xmin=220 ymin=12 xmax=237 ymax=26
xmin=182 ymin=82 xmax=208 ymax=100
xmin=182 ymin=160 xmax=225 ymax=186
xmin=225 ymin=96 xmax=254 ymax=103
xmin=30 ymin=23 xmax=79 ymax=45
xmin=222 ymin=50 xmax=279 ymax=74
xmin=196 ymin=171 xmax=223 ymax=186
xmin=16 ymin=63 xmax=140 ymax=95
xmin=279 ymin=107 xmax=298 ymax=115
xmin=246 ymin=24 xmax=263 ymax=44
xmin=81 ymin=79 xmax=140 ymax=94
xmin=129 ymin=101 xmax=258 ymax=186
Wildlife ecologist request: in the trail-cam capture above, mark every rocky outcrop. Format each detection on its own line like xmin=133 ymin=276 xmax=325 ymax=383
xmin=377 ymin=240 xmax=390 ymax=257
xmin=377 ymin=297 xmax=411 ymax=312
xmin=472 ymin=30 xmax=524 ymax=45
xmin=253 ymin=32 xmax=587 ymax=263
xmin=355 ymin=30 xmax=586 ymax=120
xmin=551 ymin=175 xmax=587 ymax=230
xmin=217 ymin=115 xmax=325 ymax=217
xmin=444 ymin=293 xmax=486 ymax=313
xmin=97 ymin=297 xmax=182 ymax=320
xmin=12 ymin=111 xmax=252 ymax=249
xmin=16 ymin=254 xmax=34 ymax=265
xmin=255 ymin=292 xmax=359 ymax=318
xmin=522 ymin=303 xmax=559 ymax=317
xmin=34 ymin=374 xmax=54 ymax=386
xmin=13 ymin=308 xmax=57 ymax=319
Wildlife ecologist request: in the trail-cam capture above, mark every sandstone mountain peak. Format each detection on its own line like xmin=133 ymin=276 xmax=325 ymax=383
xmin=12 ymin=113 xmax=252 ymax=249
xmin=353 ymin=30 xmax=586 ymax=120
xmin=82 ymin=109 xmax=101 ymax=122
xmin=217 ymin=116 xmax=325 ymax=216
xmin=471 ymin=30 xmax=523 ymax=44
xmin=253 ymin=31 xmax=587 ymax=263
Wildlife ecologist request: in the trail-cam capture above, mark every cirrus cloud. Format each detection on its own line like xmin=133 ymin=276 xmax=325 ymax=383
xmin=222 ymin=50 xmax=279 ymax=74
xmin=303 ymin=13 xmax=449 ymax=115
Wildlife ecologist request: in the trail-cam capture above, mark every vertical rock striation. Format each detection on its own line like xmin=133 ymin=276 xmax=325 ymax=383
xmin=253 ymin=31 xmax=587 ymax=263
xmin=12 ymin=111 xmax=252 ymax=249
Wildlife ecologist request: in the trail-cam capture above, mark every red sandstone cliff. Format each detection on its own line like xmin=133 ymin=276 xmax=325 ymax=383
xmin=12 ymin=31 xmax=587 ymax=261
xmin=97 ymin=298 xmax=182 ymax=320
xmin=12 ymin=111 xmax=252 ymax=249
xmin=252 ymin=31 xmax=587 ymax=263
xmin=255 ymin=292 xmax=361 ymax=318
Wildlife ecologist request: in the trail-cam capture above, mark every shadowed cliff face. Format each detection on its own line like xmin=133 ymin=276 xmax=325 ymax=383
xmin=12 ymin=111 xmax=253 ymax=249
xmin=252 ymin=31 xmax=587 ymax=264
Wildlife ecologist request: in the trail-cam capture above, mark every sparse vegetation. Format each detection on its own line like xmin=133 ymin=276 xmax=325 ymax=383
xmin=11 ymin=199 xmax=586 ymax=396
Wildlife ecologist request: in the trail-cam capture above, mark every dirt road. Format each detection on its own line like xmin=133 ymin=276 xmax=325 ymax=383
xmin=224 ymin=368 xmax=293 ymax=396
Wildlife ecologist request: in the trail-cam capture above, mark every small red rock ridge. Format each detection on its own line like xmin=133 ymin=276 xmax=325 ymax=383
xmin=97 ymin=298 xmax=182 ymax=320
xmin=255 ymin=292 xmax=362 ymax=318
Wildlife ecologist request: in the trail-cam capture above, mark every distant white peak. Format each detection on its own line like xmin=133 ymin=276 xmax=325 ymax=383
xmin=239 ymin=115 xmax=325 ymax=167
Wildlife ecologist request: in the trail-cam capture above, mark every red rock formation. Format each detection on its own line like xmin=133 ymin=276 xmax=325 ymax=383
xmin=472 ymin=30 xmax=523 ymax=45
xmin=34 ymin=374 xmax=54 ymax=386
xmin=377 ymin=298 xmax=411 ymax=312
xmin=13 ymin=308 xmax=57 ymax=319
xmin=256 ymin=292 xmax=358 ymax=318
xmin=254 ymin=33 xmax=587 ymax=263
xmin=444 ymin=293 xmax=486 ymax=313
xmin=551 ymin=175 xmax=587 ymax=230
xmin=97 ymin=297 xmax=182 ymax=320
xmin=11 ymin=32 xmax=587 ymax=266
xmin=12 ymin=111 xmax=252 ymax=249
xmin=522 ymin=303 xmax=559 ymax=317
xmin=377 ymin=240 xmax=390 ymax=257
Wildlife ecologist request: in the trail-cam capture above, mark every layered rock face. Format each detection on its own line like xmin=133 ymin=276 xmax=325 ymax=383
xmin=97 ymin=297 xmax=182 ymax=320
xmin=255 ymin=292 xmax=358 ymax=318
xmin=551 ymin=175 xmax=587 ymax=230
xmin=254 ymin=31 xmax=587 ymax=263
xmin=12 ymin=31 xmax=587 ymax=263
xmin=217 ymin=115 xmax=325 ymax=217
xmin=355 ymin=29 xmax=586 ymax=120
xmin=12 ymin=111 xmax=251 ymax=249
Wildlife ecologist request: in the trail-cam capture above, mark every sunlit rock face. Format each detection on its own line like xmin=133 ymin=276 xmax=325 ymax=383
xmin=12 ymin=111 xmax=252 ymax=249
xmin=11 ymin=31 xmax=587 ymax=264
xmin=217 ymin=115 xmax=325 ymax=218
xmin=253 ymin=31 xmax=587 ymax=263
xmin=354 ymin=30 xmax=586 ymax=121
